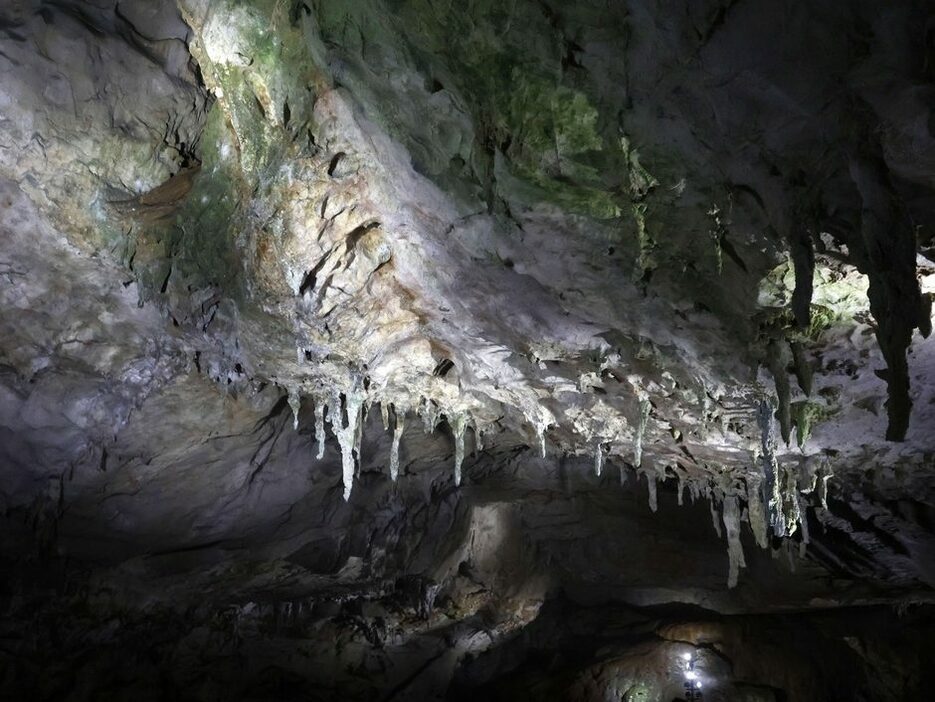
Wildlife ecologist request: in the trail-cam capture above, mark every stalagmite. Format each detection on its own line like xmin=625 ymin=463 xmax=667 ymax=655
xmin=451 ymin=414 xmax=467 ymax=486
xmin=390 ymin=410 xmax=405 ymax=481
xmin=722 ymin=495 xmax=747 ymax=588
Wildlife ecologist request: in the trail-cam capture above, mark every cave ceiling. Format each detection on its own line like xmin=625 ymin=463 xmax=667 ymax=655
xmin=1 ymin=0 xmax=935 ymax=699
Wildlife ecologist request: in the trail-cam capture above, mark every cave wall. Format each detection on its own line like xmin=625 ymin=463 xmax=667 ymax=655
xmin=1 ymin=0 xmax=934 ymax=700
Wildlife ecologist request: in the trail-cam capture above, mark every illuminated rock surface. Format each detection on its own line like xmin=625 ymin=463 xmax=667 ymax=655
xmin=1 ymin=0 xmax=934 ymax=699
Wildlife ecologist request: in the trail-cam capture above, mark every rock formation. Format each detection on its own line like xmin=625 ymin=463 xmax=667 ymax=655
xmin=1 ymin=0 xmax=934 ymax=699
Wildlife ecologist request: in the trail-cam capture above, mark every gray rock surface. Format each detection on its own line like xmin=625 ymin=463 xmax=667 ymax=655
xmin=1 ymin=0 xmax=934 ymax=699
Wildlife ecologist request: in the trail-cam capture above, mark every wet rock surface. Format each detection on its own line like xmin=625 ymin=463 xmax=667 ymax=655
xmin=1 ymin=0 xmax=934 ymax=699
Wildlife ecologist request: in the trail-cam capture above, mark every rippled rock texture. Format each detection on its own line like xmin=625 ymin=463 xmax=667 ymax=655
xmin=1 ymin=0 xmax=934 ymax=699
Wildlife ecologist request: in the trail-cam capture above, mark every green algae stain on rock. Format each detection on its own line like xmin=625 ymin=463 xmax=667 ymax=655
xmin=183 ymin=0 xmax=322 ymax=181
xmin=120 ymin=104 xmax=246 ymax=304
xmin=170 ymin=105 xmax=246 ymax=293
xmin=316 ymin=0 xmax=629 ymax=219
xmin=505 ymin=72 xmax=603 ymax=165
xmin=791 ymin=399 xmax=836 ymax=449
xmin=757 ymin=257 xmax=870 ymax=341
xmin=496 ymin=70 xmax=623 ymax=218
xmin=128 ymin=0 xmax=332 ymax=303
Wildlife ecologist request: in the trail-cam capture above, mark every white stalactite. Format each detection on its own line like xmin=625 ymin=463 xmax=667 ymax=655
xmin=314 ymin=398 xmax=326 ymax=459
xmin=594 ymin=443 xmax=604 ymax=477
xmin=331 ymin=391 xmax=364 ymax=501
xmin=758 ymin=400 xmax=783 ymax=537
xmin=722 ymin=495 xmax=746 ymax=588
xmin=535 ymin=421 xmax=547 ymax=458
xmin=796 ymin=492 xmax=810 ymax=557
xmin=709 ymin=496 xmax=722 ymax=538
xmin=390 ymin=409 xmax=405 ymax=481
xmin=288 ymin=388 xmax=301 ymax=431
xmin=646 ymin=471 xmax=658 ymax=513
xmin=746 ymin=475 xmax=769 ymax=549
xmin=818 ymin=471 xmax=831 ymax=510
xmin=451 ymin=414 xmax=467 ymax=486
xmin=354 ymin=400 xmax=365 ymax=477
xmin=634 ymin=398 xmax=650 ymax=468
xmin=689 ymin=481 xmax=701 ymax=503
xmin=421 ymin=398 xmax=440 ymax=434
xmin=781 ymin=466 xmax=801 ymax=537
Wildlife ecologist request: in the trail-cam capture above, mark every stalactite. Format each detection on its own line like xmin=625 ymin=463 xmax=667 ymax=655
xmin=646 ymin=470 xmax=658 ymax=513
xmin=781 ymin=466 xmax=801 ymax=537
xmin=709 ymin=494 xmax=722 ymax=538
xmin=451 ymin=413 xmax=467 ymax=486
xmin=818 ymin=470 xmax=830 ymax=510
xmin=789 ymin=227 xmax=815 ymax=331
xmin=420 ymin=397 xmax=440 ymax=434
xmin=354 ymin=400 xmax=366 ymax=477
xmin=288 ymin=388 xmax=301 ymax=431
xmin=790 ymin=341 xmax=813 ymax=396
xmin=722 ymin=495 xmax=746 ymax=588
xmin=475 ymin=425 xmax=485 ymax=453
xmin=689 ymin=480 xmax=701 ymax=503
xmin=757 ymin=399 xmax=783 ymax=536
xmin=796 ymin=491 xmax=810 ymax=558
xmin=330 ymin=390 xmax=363 ymax=501
xmin=770 ymin=467 xmax=786 ymax=537
xmin=848 ymin=152 xmax=925 ymax=441
xmin=765 ymin=340 xmax=792 ymax=444
xmin=594 ymin=443 xmax=604 ymax=477
xmin=746 ymin=474 xmax=769 ymax=549
xmin=390 ymin=409 xmax=405 ymax=481
xmin=535 ymin=421 xmax=548 ymax=458
xmin=634 ymin=398 xmax=650 ymax=467
xmin=314 ymin=397 xmax=326 ymax=459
